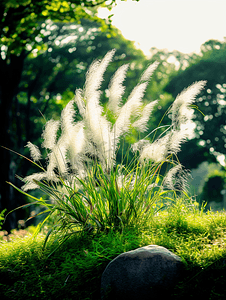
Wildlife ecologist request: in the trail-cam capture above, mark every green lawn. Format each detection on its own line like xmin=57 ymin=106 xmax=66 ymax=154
xmin=1 ymin=203 xmax=226 ymax=300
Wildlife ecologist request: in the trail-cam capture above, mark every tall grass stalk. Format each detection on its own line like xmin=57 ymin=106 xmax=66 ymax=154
xmin=7 ymin=50 xmax=206 ymax=250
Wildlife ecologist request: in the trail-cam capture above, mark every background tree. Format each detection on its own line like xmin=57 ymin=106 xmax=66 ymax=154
xmin=200 ymin=170 xmax=226 ymax=208
xmin=0 ymin=0 xmax=141 ymax=232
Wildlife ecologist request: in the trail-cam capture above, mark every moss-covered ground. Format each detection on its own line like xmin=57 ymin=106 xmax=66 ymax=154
xmin=1 ymin=204 xmax=226 ymax=300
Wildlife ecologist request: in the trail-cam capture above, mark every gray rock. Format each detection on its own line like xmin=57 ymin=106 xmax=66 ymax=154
xmin=101 ymin=245 xmax=184 ymax=300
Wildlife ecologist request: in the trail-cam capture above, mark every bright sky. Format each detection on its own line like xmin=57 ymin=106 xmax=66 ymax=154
xmin=98 ymin=0 xmax=226 ymax=56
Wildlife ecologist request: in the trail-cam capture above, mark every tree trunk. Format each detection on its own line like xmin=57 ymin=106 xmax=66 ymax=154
xmin=0 ymin=53 xmax=25 ymax=232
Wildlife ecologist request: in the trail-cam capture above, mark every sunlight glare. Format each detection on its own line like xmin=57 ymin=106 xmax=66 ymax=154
xmin=98 ymin=0 xmax=226 ymax=57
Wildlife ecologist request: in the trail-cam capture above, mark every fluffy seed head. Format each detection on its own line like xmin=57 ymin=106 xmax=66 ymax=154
xmin=42 ymin=120 xmax=60 ymax=150
xmin=140 ymin=61 xmax=159 ymax=82
xmin=26 ymin=142 xmax=42 ymax=162
xmin=134 ymin=135 xmax=170 ymax=163
xmin=163 ymin=164 xmax=190 ymax=192
xmin=171 ymin=81 xmax=206 ymax=128
xmin=22 ymin=172 xmax=47 ymax=191
xmin=108 ymin=64 xmax=129 ymax=114
xmin=133 ymin=100 xmax=158 ymax=132
xmin=20 ymin=50 xmax=205 ymax=194
xmin=84 ymin=49 xmax=116 ymax=99
xmin=46 ymin=137 xmax=68 ymax=176
xmin=74 ymin=89 xmax=85 ymax=117
xmin=61 ymin=100 xmax=76 ymax=135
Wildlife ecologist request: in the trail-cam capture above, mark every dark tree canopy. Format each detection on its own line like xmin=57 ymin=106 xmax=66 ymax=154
xmin=0 ymin=0 xmax=118 ymax=58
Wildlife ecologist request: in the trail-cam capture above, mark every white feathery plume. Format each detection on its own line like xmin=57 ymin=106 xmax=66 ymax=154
xmin=66 ymin=122 xmax=86 ymax=170
xmin=169 ymin=119 xmax=196 ymax=155
xmin=83 ymin=51 xmax=116 ymax=168
xmin=55 ymin=99 xmax=86 ymax=176
xmin=45 ymin=165 xmax=60 ymax=182
xmin=140 ymin=61 xmax=159 ymax=82
xmin=139 ymin=141 xmax=166 ymax=163
xmin=162 ymin=164 xmax=181 ymax=190
xmin=88 ymin=113 xmax=112 ymax=168
xmin=74 ymin=88 xmax=85 ymax=117
xmin=132 ymin=139 xmax=150 ymax=152
xmin=21 ymin=172 xmax=47 ymax=191
xmin=68 ymin=122 xmax=85 ymax=156
xmin=132 ymin=80 xmax=206 ymax=164
xmin=84 ymin=83 xmax=113 ymax=169
xmin=113 ymin=82 xmax=148 ymax=140
xmin=128 ymin=82 xmax=149 ymax=110
xmin=22 ymin=50 xmax=206 ymax=195
xmin=133 ymin=100 xmax=158 ymax=132
xmin=136 ymin=134 xmax=170 ymax=163
xmin=108 ymin=64 xmax=129 ymax=114
xmin=83 ymin=51 xmax=116 ymax=167
xmin=46 ymin=137 xmax=68 ymax=177
xmin=180 ymin=120 xmax=196 ymax=138
xmin=84 ymin=49 xmax=116 ymax=99
xmin=42 ymin=119 xmax=60 ymax=150
xmin=22 ymin=182 xmax=39 ymax=192
xmin=170 ymin=81 xmax=206 ymax=128
xmin=46 ymin=150 xmax=58 ymax=178
xmin=26 ymin=141 xmax=42 ymax=162
xmin=177 ymin=107 xmax=194 ymax=127
xmin=164 ymin=80 xmax=206 ymax=155
xmin=99 ymin=118 xmax=114 ymax=168
xmin=168 ymin=129 xmax=188 ymax=155
xmin=163 ymin=164 xmax=189 ymax=191
xmin=53 ymin=139 xmax=68 ymax=175
xmin=61 ymin=100 xmax=76 ymax=135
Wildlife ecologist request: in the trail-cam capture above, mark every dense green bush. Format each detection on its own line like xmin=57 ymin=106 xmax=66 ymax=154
xmin=0 ymin=209 xmax=6 ymax=231
xmin=201 ymin=170 xmax=226 ymax=205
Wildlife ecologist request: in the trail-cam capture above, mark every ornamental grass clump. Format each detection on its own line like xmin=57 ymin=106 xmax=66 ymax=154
xmin=8 ymin=49 xmax=206 ymax=248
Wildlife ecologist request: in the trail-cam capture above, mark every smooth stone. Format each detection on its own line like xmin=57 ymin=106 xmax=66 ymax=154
xmin=101 ymin=245 xmax=184 ymax=300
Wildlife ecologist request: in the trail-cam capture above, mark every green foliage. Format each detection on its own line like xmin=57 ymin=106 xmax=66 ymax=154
xmin=46 ymin=162 xmax=169 ymax=234
xmin=0 ymin=0 xmax=117 ymax=58
xmin=200 ymin=169 xmax=226 ymax=205
xmin=0 ymin=209 xmax=6 ymax=231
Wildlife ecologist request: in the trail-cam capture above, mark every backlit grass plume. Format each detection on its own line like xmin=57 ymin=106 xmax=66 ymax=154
xmin=8 ymin=50 xmax=206 ymax=250
xmin=21 ymin=49 xmax=161 ymax=191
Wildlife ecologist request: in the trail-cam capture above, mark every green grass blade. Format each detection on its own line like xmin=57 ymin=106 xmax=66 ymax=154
xmin=7 ymin=182 xmax=41 ymax=202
